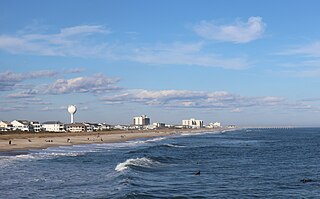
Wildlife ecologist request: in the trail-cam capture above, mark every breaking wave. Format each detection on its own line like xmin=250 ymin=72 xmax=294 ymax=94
xmin=115 ymin=157 xmax=160 ymax=172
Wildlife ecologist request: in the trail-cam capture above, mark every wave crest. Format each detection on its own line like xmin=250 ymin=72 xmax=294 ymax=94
xmin=115 ymin=157 xmax=159 ymax=172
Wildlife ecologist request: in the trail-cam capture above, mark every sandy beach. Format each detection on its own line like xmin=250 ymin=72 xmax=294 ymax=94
xmin=0 ymin=129 xmax=209 ymax=152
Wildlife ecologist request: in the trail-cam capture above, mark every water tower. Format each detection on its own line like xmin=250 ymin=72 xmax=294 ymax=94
xmin=67 ymin=105 xmax=77 ymax=124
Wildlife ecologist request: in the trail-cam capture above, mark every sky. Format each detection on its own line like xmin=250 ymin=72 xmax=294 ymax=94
xmin=1 ymin=0 xmax=320 ymax=126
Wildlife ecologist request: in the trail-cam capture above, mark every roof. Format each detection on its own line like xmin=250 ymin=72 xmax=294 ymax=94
xmin=16 ymin=120 xmax=30 ymax=125
xmin=0 ymin=121 xmax=10 ymax=125
xmin=43 ymin=121 xmax=63 ymax=125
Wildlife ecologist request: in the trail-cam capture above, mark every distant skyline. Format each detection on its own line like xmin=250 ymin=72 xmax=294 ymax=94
xmin=1 ymin=0 xmax=320 ymax=126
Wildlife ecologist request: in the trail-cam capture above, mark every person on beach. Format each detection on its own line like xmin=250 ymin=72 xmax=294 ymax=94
xmin=9 ymin=140 xmax=12 ymax=145
xmin=67 ymin=138 xmax=71 ymax=143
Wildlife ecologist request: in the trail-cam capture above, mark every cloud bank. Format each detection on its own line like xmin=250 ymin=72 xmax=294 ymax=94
xmin=102 ymin=89 xmax=286 ymax=110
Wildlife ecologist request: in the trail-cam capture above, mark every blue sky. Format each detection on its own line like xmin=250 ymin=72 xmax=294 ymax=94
xmin=1 ymin=0 xmax=320 ymax=126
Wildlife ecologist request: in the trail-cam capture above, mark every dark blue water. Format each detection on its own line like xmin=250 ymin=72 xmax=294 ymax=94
xmin=1 ymin=128 xmax=320 ymax=198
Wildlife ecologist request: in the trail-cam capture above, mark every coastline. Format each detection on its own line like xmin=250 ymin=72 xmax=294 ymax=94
xmin=0 ymin=128 xmax=220 ymax=153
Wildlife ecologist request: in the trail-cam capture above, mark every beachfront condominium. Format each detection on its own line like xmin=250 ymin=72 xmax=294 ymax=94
xmin=182 ymin=118 xmax=204 ymax=128
xmin=133 ymin=115 xmax=150 ymax=126
xmin=11 ymin=120 xmax=32 ymax=131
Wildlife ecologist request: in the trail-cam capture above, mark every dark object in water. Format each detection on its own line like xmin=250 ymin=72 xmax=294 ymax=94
xmin=195 ymin=170 xmax=200 ymax=176
xmin=301 ymin=178 xmax=312 ymax=183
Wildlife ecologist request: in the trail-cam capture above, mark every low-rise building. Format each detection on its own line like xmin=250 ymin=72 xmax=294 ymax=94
xmin=113 ymin=125 xmax=129 ymax=130
xmin=153 ymin=122 xmax=166 ymax=129
xmin=206 ymin=122 xmax=222 ymax=128
xmin=97 ymin=123 xmax=111 ymax=131
xmin=30 ymin=121 xmax=42 ymax=132
xmin=65 ymin=123 xmax=87 ymax=132
xmin=11 ymin=120 xmax=32 ymax=131
xmin=227 ymin=125 xmax=236 ymax=129
xmin=0 ymin=121 xmax=13 ymax=131
xmin=42 ymin=121 xmax=65 ymax=132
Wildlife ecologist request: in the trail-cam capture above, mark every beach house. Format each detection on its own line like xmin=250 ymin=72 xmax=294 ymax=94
xmin=30 ymin=121 xmax=42 ymax=132
xmin=0 ymin=121 xmax=13 ymax=131
xmin=42 ymin=121 xmax=65 ymax=132
xmin=11 ymin=120 xmax=32 ymax=131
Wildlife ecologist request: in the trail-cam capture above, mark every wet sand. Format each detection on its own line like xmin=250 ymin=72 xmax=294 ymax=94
xmin=0 ymin=129 xmax=210 ymax=152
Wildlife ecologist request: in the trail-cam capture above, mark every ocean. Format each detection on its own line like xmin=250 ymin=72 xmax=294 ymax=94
xmin=0 ymin=128 xmax=320 ymax=198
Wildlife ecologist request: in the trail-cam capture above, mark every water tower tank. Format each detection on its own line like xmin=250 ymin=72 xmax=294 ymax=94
xmin=68 ymin=105 xmax=77 ymax=123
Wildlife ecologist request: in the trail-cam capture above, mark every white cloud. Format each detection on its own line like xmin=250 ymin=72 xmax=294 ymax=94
xmin=59 ymin=25 xmax=108 ymax=37
xmin=45 ymin=74 xmax=120 ymax=94
xmin=6 ymin=90 xmax=38 ymax=98
xmin=0 ymin=69 xmax=84 ymax=91
xmin=193 ymin=16 xmax=266 ymax=43
xmin=281 ymin=41 xmax=320 ymax=57
xmin=0 ymin=25 xmax=110 ymax=56
xmin=0 ymin=70 xmax=58 ymax=91
xmin=102 ymin=89 xmax=285 ymax=110
xmin=0 ymin=25 xmax=251 ymax=69
xmin=0 ymin=70 xmax=58 ymax=82
xmin=40 ymin=106 xmax=66 ymax=111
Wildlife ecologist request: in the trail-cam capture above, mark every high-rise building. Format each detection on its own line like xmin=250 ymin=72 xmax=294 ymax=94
xmin=133 ymin=115 xmax=150 ymax=126
xmin=182 ymin=118 xmax=203 ymax=128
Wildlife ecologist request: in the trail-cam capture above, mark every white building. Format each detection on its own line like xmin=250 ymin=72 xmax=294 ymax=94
xmin=30 ymin=121 xmax=42 ymax=132
xmin=133 ymin=115 xmax=150 ymax=126
xmin=0 ymin=121 xmax=13 ymax=131
xmin=11 ymin=120 xmax=31 ymax=131
xmin=42 ymin=121 xmax=65 ymax=132
xmin=113 ymin=125 xmax=129 ymax=130
xmin=65 ymin=123 xmax=86 ymax=132
xmin=182 ymin=118 xmax=204 ymax=128
xmin=206 ymin=122 xmax=221 ymax=128
xmin=97 ymin=123 xmax=111 ymax=131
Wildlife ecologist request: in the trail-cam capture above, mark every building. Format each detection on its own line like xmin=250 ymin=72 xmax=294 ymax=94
xmin=206 ymin=122 xmax=221 ymax=128
xmin=182 ymin=118 xmax=204 ymax=128
xmin=0 ymin=121 xmax=13 ymax=131
xmin=11 ymin=120 xmax=32 ymax=131
xmin=133 ymin=115 xmax=150 ymax=126
xmin=42 ymin=121 xmax=65 ymax=132
xmin=113 ymin=125 xmax=129 ymax=130
xmin=153 ymin=122 xmax=166 ymax=129
xmin=30 ymin=121 xmax=42 ymax=132
xmin=65 ymin=123 xmax=87 ymax=132
xmin=97 ymin=123 xmax=111 ymax=131
xmin=227 ymin=125 xmax=236 ymax=129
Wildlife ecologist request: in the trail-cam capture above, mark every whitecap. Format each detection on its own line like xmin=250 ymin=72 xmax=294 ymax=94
xmin=115 ymin=157 xmax=160 ymax=172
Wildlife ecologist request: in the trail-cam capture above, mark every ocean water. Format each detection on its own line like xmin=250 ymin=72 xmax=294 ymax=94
xmin=1 ymin=128 xmax=320 ymax=198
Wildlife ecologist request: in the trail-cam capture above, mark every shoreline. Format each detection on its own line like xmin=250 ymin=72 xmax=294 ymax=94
xmin=0 ymin=128 xmax=221 ymax=153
